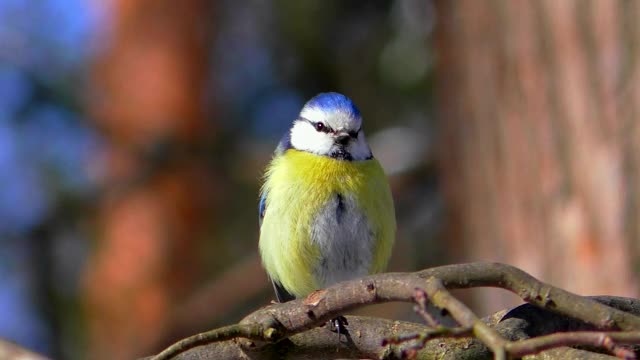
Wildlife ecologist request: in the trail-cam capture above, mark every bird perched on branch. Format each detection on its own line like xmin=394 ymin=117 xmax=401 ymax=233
xmin=258 ymin=92 xmax=396 ymax=313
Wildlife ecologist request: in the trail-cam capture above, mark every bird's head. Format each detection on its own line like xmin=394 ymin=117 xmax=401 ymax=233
xmin=289 ymin=92 xmax=372 ymax=161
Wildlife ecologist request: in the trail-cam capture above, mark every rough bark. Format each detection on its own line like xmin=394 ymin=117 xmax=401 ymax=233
xmin=145 ymin=263 xmax=640 ymax=360
xmin=435 ymin=0 xmax=640 ymax=314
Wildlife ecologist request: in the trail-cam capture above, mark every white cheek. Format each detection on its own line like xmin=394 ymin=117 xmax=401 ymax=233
xmin=290 ymin=122 xmax=334 ymax=155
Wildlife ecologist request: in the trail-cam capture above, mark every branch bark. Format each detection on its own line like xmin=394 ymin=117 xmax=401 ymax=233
xmin=146 ymin=263 xmax=640 ymax=360
xmin=0 ymin=339 xmax=50 ymax=360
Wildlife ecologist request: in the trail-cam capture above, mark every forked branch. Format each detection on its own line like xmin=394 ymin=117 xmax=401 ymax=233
xmin=148 ymin=262 xmax=640 ymax=360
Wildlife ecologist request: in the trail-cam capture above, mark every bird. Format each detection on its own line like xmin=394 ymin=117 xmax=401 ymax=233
xmin=258 ymin=92 xmax=396 ymax=309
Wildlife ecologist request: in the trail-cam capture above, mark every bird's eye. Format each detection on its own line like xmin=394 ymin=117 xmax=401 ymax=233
xmin=348 ymin=130 xmax=358 ymax=139
xmin=314 ymin=122 xmax=326 ymax=132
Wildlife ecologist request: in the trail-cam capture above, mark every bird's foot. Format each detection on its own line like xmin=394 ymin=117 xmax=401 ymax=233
xmin=328 ymin=315 xmax=349 ymax=349
xmin=329 ymin=315 xmax=348 ymax=333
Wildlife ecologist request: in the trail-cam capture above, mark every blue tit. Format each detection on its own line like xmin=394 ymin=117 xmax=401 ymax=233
xmin=259 ymin=92 xmax=396 ymax=303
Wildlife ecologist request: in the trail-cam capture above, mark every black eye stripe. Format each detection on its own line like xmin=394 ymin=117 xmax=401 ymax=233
xmin=304 ymin=118 xmax=332 ymax=133
xmin=300 ymin=117 xmax=360 ymax=135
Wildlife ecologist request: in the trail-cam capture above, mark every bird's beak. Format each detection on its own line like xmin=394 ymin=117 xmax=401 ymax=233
xmin=335 ymin=132 xmax=351 ymax=146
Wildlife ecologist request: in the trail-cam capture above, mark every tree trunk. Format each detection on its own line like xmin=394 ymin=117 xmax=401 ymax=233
xmin=83 ymin=1 xmax=214 ymax=359
xmin=435 ymin=0 xmax=640 ymax=314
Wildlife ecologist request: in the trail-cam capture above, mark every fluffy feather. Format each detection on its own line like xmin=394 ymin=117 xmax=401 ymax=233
xmin=259 ymin=149 xmax=395 ymax=297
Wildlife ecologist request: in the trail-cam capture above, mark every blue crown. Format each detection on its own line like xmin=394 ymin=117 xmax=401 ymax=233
xmin=303 ymin=92 xmax=361 ymax=118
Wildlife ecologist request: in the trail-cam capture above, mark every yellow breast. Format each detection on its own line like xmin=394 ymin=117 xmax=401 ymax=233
xmin=259 ymin=149 xmax=396 ymax=297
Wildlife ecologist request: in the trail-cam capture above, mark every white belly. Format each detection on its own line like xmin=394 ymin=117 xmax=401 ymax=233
xmin=310 ymin=193 xmax=374 ymax=288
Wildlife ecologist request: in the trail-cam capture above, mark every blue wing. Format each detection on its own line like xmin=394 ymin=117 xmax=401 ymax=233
xmin=258 ymin=191 xmax=267 ymax=228
xmin=274 ymin=127 xmax=292 ymax=156
xmin=259 ymin=129 xmax=292 ymax=228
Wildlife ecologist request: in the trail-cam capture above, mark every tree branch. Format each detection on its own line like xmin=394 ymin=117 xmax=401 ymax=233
xmin=0 ymin=339 xmax=50 ymax=360
xmin=392 ymin=284 xmax=639 ymax=359
xmin=422 ymin=278 xmax=508 ymax=360
xmin=415 ymin=263 xmax=640 ymax=330
xmin=505 ymin=331 xmax=639 ymax=359
xmin=147 ymin=262 xmax=640 ymax=359
xmin=152 ymin=324 xmax=277 ymax=360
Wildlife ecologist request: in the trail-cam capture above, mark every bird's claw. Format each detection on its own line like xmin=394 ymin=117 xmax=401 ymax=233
xmin=328 ymin=315 xmax=348 ymax=333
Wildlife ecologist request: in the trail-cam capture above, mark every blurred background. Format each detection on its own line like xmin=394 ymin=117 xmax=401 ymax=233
xmin=1 ymin=0 xmax=639 ymax=359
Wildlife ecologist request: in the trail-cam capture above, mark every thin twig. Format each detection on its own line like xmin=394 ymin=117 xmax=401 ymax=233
xmin=423 ymin=278 xmax=508 ymax=360
xmin=413 ymin=288 xmax=440 ymax=327
xmin=506 ymin=331 xmax=640 ymax=359
xmin=418 ymin=263 xmax=640 ymax=330
xmin=382 ymin=326 xmax=472 ymax=346
xmin=151 ymin=324 xmax=278 ymax=360
xmin=383 ymin=326 xmax=473 ymax=360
